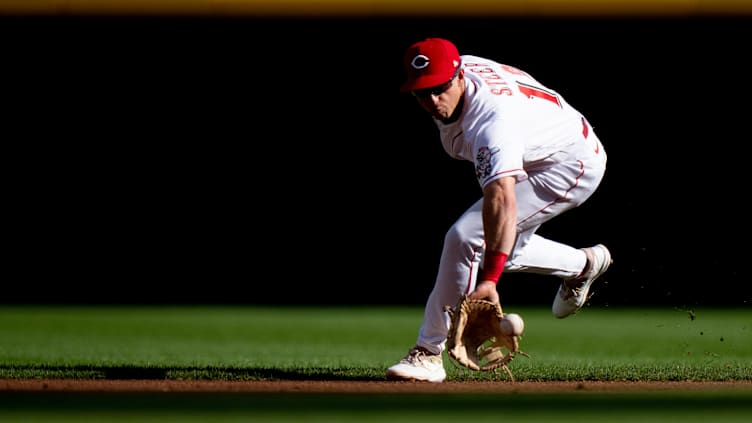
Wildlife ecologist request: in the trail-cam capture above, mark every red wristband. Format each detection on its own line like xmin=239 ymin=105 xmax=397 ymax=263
xmin=478 ymin=250 xmax=508 ymax=284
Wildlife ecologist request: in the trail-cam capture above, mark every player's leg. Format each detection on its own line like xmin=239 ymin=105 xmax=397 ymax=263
xmin=386 ymin=198 xmax=485 ymax=382
xmin=507 ymin=153 xmax=610 ymax=317
xmin=416 ymin=198 xmax=485 ymax=352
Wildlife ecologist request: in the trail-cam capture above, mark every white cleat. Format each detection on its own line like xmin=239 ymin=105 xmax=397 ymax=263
xmin=386 ymin=346 xmax=446 ymax=383
xmin=552 ymin=244 xmax=612 ymax=318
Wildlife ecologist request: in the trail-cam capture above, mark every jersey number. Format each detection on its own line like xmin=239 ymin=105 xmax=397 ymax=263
xmin=516 ymin=81 xmax=562 ymax=108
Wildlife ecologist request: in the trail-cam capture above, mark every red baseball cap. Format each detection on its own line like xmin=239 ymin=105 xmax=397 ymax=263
xmin=400 ymin=38 xmax=461 ymax=93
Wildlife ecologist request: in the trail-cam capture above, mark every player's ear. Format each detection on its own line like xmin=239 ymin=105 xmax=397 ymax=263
xmin=457 ymin=68 xmax=466 ymax=87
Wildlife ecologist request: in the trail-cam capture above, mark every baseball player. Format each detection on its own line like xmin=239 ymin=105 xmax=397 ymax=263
xmin=386 ymin=38 xmax=612 ymax=383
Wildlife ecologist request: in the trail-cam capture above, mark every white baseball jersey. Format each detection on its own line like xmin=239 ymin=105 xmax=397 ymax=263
xmin=436 ymin=54 xmax=604 ymax=188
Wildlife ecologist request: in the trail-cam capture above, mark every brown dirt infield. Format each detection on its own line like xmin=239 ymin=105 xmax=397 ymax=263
xmin=3 ymin=379 xmax=752 ymax=393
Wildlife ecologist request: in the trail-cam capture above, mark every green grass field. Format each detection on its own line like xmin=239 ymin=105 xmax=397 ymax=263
xmin=0 ymin=305 xmax=750 ymax=421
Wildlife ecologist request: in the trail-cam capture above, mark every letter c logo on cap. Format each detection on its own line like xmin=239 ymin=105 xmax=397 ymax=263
xmin=411 ymin=55 xmax=430 ymax=70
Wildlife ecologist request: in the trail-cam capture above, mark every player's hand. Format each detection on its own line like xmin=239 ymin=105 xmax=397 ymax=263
xmin=469 ymin=281 xmax=500 ymax=305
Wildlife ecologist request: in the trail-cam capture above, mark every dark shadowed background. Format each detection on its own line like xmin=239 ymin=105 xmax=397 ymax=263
xmin=4 ymin=14 xmax=751 ymax=307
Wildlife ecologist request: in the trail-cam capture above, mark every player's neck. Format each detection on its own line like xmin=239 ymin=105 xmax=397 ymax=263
xmin=441 ymin=94 xmax=464 ymax=124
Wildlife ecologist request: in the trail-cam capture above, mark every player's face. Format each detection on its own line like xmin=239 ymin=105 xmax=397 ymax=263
xmin=412 ymin=70 xmax=464 ymax=122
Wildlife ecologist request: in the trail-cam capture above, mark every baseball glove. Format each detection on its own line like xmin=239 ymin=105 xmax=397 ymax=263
xmin=444 ymin=296 xmax=529 ymax=380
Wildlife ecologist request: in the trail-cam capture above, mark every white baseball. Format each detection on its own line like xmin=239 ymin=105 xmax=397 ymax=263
xmin=500 ymin=313 xmax=524 ymax=336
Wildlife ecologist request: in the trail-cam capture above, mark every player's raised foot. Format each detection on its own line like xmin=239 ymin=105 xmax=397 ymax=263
xmin=386 ymin=346 xmax=446 ymax=383
xmin=552 ymin=244 xmax=612 ymax=319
